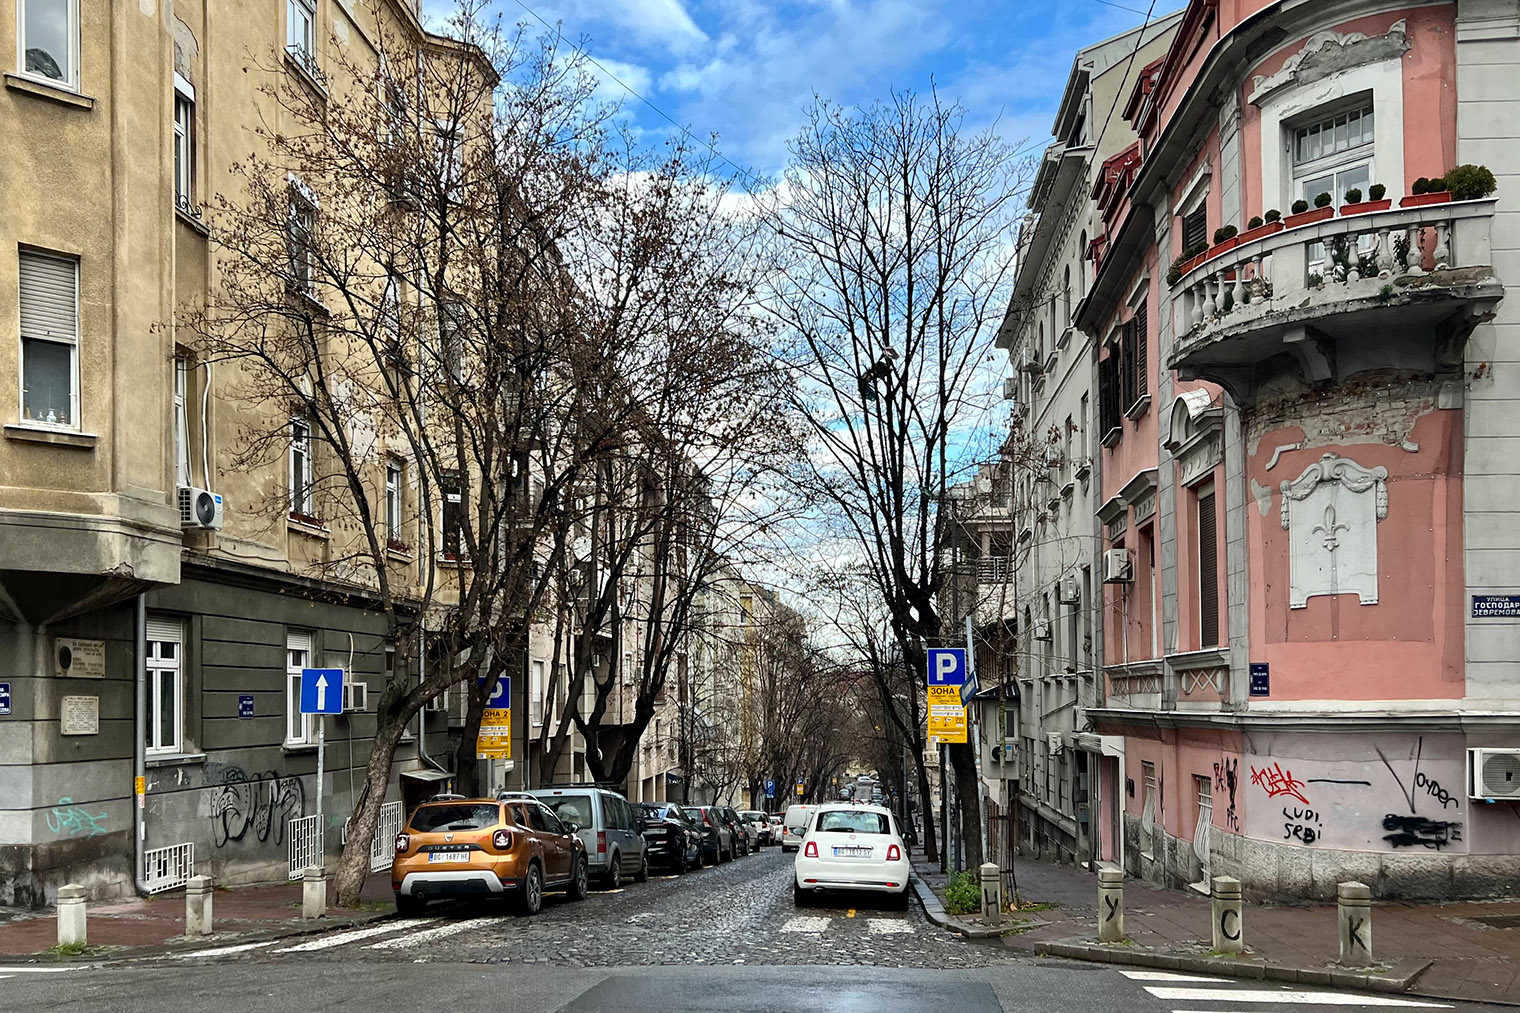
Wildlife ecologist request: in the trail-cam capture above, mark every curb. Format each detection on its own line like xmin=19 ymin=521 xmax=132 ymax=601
xmin=1032 ymin=938 xmax=1431 ymax=996
xmin=909 ymin=874 xmax=1005 ymax=939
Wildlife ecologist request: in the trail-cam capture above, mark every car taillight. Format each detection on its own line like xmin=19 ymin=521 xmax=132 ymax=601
xmin=492 ymin=829 xmax=513 ymax=851
xmin=804 ymin=841 xmax=818 ymax=858
xmin=887 ymin=844 xmax=901 ymax=861
xmin=394 ymin=833 xmax=409 ymax=854
xmin=597 ymin=830 xmax=607 ymax=854
xmin=703 ymin=814 xmax=713 ymax=825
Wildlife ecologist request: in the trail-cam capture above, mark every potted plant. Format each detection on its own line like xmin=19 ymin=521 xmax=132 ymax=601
xmin=1284 ymin=194 xmax=1334 ymax=228
xmin=1176 ymin=240 xmax=1209 ymax=278
xmin=1444 ymin=164 xmax=1497 ymax=201
xmin=1342 ymin=183 xmax=1391 ymax=215
xmin=1402 ymin=174 xmax=1453 ymax=207
xmin=1208 ymin=224 xmax=1240 ymax=258
xmin=1238 ymin=211 xmax=1285 ymax=245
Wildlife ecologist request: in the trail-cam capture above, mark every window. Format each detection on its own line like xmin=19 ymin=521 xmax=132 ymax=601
xmin=19 ymin=0 xmax=77 ymax=88
xmin=288 ymin=191 xmax=315 ymax=291
xmin=530 ymin=659 xmax=545 ymax=726
xmin=1140 ymin=760 xmax=1157 ymax=856
xmin=385 ymin=460 xmax=403 ymax=544
xmin=1061 ymin=266 xmax=1071 ymax=326
xmin=289 ymin=419 xmax=314 ymax=518
xmin=1180 ymin=203 xmax=1207 ymax=253
xmin=1097 ymin=353 xmax=1120 ymax=442
xmin=286 ymin=630 xmax=315 ymax=745
xmin=384 ymin=643 xmax=395 ymax=683
xmin=1293 ymin=104 xmax=1373 ymax=206
xmin=438 ymin=301 xmax=463 ymax=380
xmin=1132 ymin=296 xmax=1148 ymax=404
xmin=146 ymin=616 xmax=184 ymax=755
xmin=1197 ymin=485 xmax=1220 ymax=647
xmin=1077 ymin=230 xmax=1087 ymax=293
xmin=286 ymin=0 xmax=316 ymax=68
xmin=173 ymin=82 xmax=195 ymax=212
xmin=18 ymin=249 xmax=78 ymax=428
xmin=441 ymin=474 xmax=464 ymax=559
xmin=432 ymin=120 xmax=461 ymax=196
xmin=173 ymin=356 xmax=191 ymax=487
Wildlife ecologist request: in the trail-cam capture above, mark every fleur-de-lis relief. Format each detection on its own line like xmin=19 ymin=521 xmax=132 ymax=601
xmin=1311 ymin=503 xmax=1350 ymax=552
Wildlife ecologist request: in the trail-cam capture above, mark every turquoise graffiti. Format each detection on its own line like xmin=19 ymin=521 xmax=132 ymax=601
xmin=45 ymin=797 xmax=109 ymax=837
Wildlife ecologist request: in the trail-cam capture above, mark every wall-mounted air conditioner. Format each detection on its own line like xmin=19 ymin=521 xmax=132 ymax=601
xmin=343 ymin=680 xmax=369 ymax=713
xmin=1033 ymin=622 xmax=1052 ymax=642
xmin=1102 ymin=548 xmax=1133 ymax=584
xmin=1002 ymin=377 xmax=1018 ymax=401
xmin=1058 ymin=577 xmax=1081 ymax=605
xmin=1468 ymin=748 xmax=1520 ymax=800
xmin=177 ymin=486 xmax=224 ymax=531
xmin=1046 ymin=731 xmax=1064 ymax=756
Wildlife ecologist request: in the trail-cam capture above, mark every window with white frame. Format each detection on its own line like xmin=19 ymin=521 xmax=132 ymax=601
xmin=286 ymin=0 xmax=316 ymax=68
xmin=19 ymin=0 xmax=78 ymax=89
xmin=1140 ymin=760 xmax=1157 ymax=856
xmin=173 ymin=78 xmax=196 ymax=212
xmin=286 ymin=630 xmax=315 ymax=745
xmin=385 ymin=459 xmax=404 ymax=545
xmin=530 ymin=659 xmax=544 ymax=726
xmin=146 ymin=616 xmax=184 ymax=754
xmin=1293 ymin=103 xmax=1373 ymax=208
xmin=173 ymin=356 xmax=191 ymax=487
xmin=289 ymin=419 xmax=314 ymax=518
xmin=287 ymin=190 xmax=315 ymax=291
xmin=18 ymin=249 xmax=79 ymax=428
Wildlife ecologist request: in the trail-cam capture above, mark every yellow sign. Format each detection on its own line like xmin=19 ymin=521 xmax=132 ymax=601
xmin=927 ymin=685 xmax=967 ymax=743
xmin=134 ymin=776 xmax=145 ymax=796
xmin=477 ymin=709 xmax=511 ymax=759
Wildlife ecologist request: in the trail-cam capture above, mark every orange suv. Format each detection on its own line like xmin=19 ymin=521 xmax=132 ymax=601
xmin=392 ymin=796 xmax=588 ymax=916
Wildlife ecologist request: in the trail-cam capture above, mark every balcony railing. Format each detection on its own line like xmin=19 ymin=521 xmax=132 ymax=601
xmin=1169 ymin=198 xmax=1500 ymax=381
xmin=975 ymin=556 xmax=1013 ymax=584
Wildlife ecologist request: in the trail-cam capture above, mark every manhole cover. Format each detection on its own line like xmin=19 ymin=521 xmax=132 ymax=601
xmin=1470 ymin=914 xmax=1520 ymax=929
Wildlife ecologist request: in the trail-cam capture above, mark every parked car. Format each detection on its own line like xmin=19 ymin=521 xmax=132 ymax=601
xmin=715 ymin=805 xmax=752 ymax=855
xmin=634 ymin=802 xmax=702 ymax=873
xmin=529 ymin=786 xmax=649 ymax=888
xmin=683 ymin=805 xmax=736 ymax=863
xmin=741 ymin=810 xmax=770 ymax=847
xmin=767 ymin=812 xmax=785 ymax=844
xmin=792 ymin=803 xmax=909 ymax=909
xmin=780 ymin=803 xmax=815 ymax=853
xmin=392 ymin=797 xmax=588 ymax=916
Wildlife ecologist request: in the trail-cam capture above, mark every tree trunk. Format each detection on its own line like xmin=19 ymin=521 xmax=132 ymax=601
xmin=949 ymin=740 xmax=982 ymax=870
xmin=914 ymin=751 xmax=939 ymax=864
xmin=333 ymin=713 xmax=408 ymax=907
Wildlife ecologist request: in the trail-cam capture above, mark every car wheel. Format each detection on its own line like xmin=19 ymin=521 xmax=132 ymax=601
xmin=517 ymin=863 xmax=543 ymax=916
xmin=569 ymin=856 xmax=589 ymax=901
xmin=635 ymin=851 xmax=650 ymax=883
xmin=605 ymin=852 xmax=622 ymax=889
xmin=395 ymin=892 xmax=425 ymax=917
xmin=792 ymin=883 xmax=810 ymax=908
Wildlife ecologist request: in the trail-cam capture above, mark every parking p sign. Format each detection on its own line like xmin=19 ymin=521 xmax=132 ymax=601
xmin=926 ymin=648 xmax=967 ymax=687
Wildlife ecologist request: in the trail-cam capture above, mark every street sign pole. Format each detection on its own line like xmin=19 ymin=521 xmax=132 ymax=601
xmin=316 ymin=714 xmax=325 ymax=870
xmin=967 ymin=615 xmax=987 ymax=869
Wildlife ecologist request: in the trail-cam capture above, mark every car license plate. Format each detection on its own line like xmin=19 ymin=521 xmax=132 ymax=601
xmin=428 ymin=852 xmax=470 ymax=863
xmin=833 ymin=846 xmax=872 ymax=857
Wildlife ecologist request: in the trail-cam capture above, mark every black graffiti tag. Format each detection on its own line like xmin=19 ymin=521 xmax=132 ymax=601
xmin=1103 ymin=894 xmax=1119 ymax=922
xmin=1347 ymin=915 xmax=1369 ymax=952
xmin=1382 ymin=813 xmax=1461 ymax=850
xmin=1414 ymin=772 xmax=1459 ymax=811
xmin=1283 ymin=805 xmax=1322 ymax=845
xmin=1220 ymin=907 xmax=1241 ymax=941
xmin=1214 ymin=758 xmax=1240 ymax=832
xmin=209 ymin=768 xmax=306 ymax=848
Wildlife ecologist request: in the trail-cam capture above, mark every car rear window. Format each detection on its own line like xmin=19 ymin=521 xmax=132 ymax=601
xmin=541 ymin=795 xmax=593 ymax=827
xmin=683 ymin=808 xmax=705 ymax=822
xmin=816 ymin=810 xmax=890 ymax=834
xmin=410 ymin=804 xmax=500 ymax=832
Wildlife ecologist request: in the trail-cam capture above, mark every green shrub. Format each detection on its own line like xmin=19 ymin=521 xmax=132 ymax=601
xmin=1445 ymin=164 xmax=1497 ymax=200
xmin=1264 ymin=208 xmax=1281 ymax=222
xmin=1344 ymin=187 xmax=1362 ymax=204
xmin=1247 ymin=215 xmax=1263 ymax=230
xmin=1313 ymin=191 xmax=1333 ymax=208
xmin=1291 ymin=199 xmax=1309 ymax=214
xmin=1368 ymin=183 xmax=1386 ymax=201
xmin=944 ymin=871 xmax=982 ymax=915
xmin=1212 ymin=224 xmax=1237 ymax=244
xmin=1412 ymin=176 xmax=1432 ymax=195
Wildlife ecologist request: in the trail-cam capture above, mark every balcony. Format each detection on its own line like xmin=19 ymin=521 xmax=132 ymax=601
xmin=975 ymin=556 xmax=1013 ymax=584
xmin=1168 ymin=199 xmax=1501 ymax=402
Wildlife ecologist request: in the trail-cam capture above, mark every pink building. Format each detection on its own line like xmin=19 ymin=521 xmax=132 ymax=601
xmin=1075 ymin=0 xmax=1520 ymax=899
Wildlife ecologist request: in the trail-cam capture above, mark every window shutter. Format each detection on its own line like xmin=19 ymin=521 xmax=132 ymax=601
xmin=1098 ymin=356 xmax=1120 ymax=437
xmin=1198 ymin=491 xmax=1219 ymax=647
xmin=1134 ymin=298 xmax=1149 ymax=400
xmin=146 ymin=616 xmax=183 ymax=644
xmin=19 ymin=252 xmax=78 ymax=342
xmin=1120 ymin=320 xmax=1137 ymax=408
xmin=1181 ymin=205 xmax=1207 ymax=253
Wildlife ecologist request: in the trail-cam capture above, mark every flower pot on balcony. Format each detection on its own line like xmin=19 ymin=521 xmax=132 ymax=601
xmin=1400 ymin=190 xmax=1452 ymax=208
xmin=1340 ymin=198 xmax=1392 ymax=215
xmin=1235 ymin=220 xmax=1284 ymax=245
xmin=1207 ymin=237 xmax=1239 ymax=259
xmin=1283 ymin=206 xmax=1335 ymax=228
xmin=1179 ymin=251 xmax=1209 ymax=276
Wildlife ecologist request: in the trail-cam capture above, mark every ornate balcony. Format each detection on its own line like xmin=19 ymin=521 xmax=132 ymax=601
xmin=1167 ymin=199 xmax=1502 ymax=402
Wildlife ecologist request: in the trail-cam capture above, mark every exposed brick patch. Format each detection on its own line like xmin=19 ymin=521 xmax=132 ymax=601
xmin=1243 ymin=370 xmax=1448 ymax=458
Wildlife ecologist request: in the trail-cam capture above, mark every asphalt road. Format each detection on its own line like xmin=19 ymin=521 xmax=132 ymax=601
xmin=1 ymin=848 xmax=1505 ymax=1012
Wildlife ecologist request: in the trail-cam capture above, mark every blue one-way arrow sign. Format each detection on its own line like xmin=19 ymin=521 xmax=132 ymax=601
xmin=300 ymin=668 xmax=344 ymax=715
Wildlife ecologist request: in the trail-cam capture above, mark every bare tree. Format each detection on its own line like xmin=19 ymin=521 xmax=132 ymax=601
xmin=763 ymin=89 xmax=1030 ymax=868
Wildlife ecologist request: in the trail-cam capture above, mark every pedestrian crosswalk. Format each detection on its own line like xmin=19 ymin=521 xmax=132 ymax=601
xmin=0 ymin=966 xmax=81 ymax=981
xmin=1118 ymin=969 xmax=1452 ymax=1009
xmin=779 ymin=914 xmax=916 ymax=935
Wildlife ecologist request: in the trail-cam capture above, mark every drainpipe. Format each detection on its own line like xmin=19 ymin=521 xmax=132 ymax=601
xmin=133 ymin=593 xmax=151 ymax=895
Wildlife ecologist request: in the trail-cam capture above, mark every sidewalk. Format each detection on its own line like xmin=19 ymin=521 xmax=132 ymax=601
xmin=0 ymin=875 xmax=396 ymax=962
xmin=911 ymin=852 xmax=1520 ymax=1007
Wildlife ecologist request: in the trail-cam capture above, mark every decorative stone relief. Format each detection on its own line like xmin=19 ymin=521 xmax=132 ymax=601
xmin=1280 ymin=453 xmax=1388 ymax=608
xmin=1249 ymin=20 xmax=1409 ymax=106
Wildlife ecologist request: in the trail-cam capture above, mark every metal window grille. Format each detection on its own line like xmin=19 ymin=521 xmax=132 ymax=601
xmin=341 ymin=800 xmax=404 ymax=872
xmin=143 ymin=842 xmax=194 ymax=894
xmin=287 ymin=814 xmax=322 ymax=880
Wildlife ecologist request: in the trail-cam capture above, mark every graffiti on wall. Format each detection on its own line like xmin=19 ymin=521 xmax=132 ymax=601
xmin=206 ymin=766 xmax=306 ymax=848
xmin=45 ymin=798 xmax=109 ymax=837
xmin=1213 ymin=758 xmax=1240 ymax=831
xmin=1243 ymin=734 xmax=1466 ymax=853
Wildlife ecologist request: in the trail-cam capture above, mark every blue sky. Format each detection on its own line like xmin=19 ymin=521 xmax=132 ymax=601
xmin=432 ymin=0 xmax=1165 ymax=184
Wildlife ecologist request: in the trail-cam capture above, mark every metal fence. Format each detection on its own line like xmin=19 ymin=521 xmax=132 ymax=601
xmin=340 ymin=800 xmax=405 ymax=872
xmin=143 ymin=842 xmax=194 ymax=894
xmin=287 ymin=814 xmax=322 ymax=880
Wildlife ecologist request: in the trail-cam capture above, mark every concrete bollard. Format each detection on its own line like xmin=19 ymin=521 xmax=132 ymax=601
xmin=1097 ymin=867 xmax=1124 ymax=942
xmin=185 ymin=875 xmax=214 ymax=937
xmin=301 ymin=866 xmax=327 ymax=920
xmin=1338 ymin=881 xmax=1373 ymax=966
xmin=979 ymin=863 xmax=1001 ymax=925
xmin=1211 ymin=875 xmax=1244 ymax=953
xmin=56 ymin=884 xmax=87 ymax=947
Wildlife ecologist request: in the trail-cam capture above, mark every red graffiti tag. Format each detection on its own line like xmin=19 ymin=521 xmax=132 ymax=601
xmin=1250 ymin=762 xmax=1310 ymax=806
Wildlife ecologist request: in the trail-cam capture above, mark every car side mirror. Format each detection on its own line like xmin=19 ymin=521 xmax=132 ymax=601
xmin=565 ymin=822 xmax=580 ymax=834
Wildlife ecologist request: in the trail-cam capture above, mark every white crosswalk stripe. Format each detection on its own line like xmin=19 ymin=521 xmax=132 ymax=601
xmin=865 ymin=919 xmax=915 ymax=934
xmin=0 ymin=967 xmax=79 ymax=973
xmin=779 ymin=916 xmax=832 ymax=933
xmin=1120 ymin=970 xmax=1231 ymax=983
xmin=273 ymin=920 xmax=436 ymax=953
xmin=367 ymin=916 xmax=497 ymax=949
xmin=1145 ymin=986 xmax=1451 ymax=1008
xmin=162 ymin=941 xmax=274 ymax=960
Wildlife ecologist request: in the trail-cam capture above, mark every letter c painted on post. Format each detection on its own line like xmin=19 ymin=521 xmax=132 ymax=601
xmin=1221 ymin=907 xmax=1241 ymax=940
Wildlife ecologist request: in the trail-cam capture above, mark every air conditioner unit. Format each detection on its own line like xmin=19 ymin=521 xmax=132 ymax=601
xmin=1001 ymin=743 xmax=1016 ymax=763
xmin=343 ymin=680 xmax=369 ymax=713
xmin=1468 ymin=748 xmax=1520 ymax=800
xmin=177 ymin=486 xmax=224 ymax=531
xmin=424 ymin=689 xmax=447 ymax=713
xmin=1046 ymin=731 xmax=1064 ymax=756
xmin=1058 ymin=577 xmax=1081 ymax=605
xmin=1002 ymin=377 xmax=1019 ymax=401
xmin=1102 ymin=547 xmax=1133 ymax=584
xmin=1033 ymin=622 xmax=1052 ymax=642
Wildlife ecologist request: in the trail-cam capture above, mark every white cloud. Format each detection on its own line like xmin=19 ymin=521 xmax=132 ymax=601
xmin=544 ymin=0 xmax=708 ymax=52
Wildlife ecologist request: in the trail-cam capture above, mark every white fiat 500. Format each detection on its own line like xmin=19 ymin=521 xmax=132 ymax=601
xmin=792 ymin=804 xmax=910 ymax=908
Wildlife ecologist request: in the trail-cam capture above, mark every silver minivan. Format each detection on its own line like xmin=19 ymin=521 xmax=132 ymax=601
xmin=780 ymin=803 xmax=815 ymax=852
xmin=529 ymin=786 xmax=649 ymax=887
